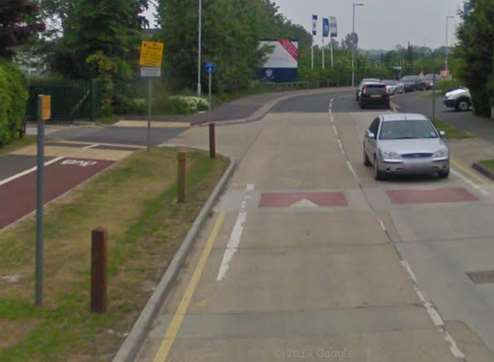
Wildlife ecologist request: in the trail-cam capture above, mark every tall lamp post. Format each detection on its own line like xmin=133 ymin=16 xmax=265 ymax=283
xmin=445 ymin=15 xmax=455 ymax=78
xmin=197 ymin=0 xmax=203 ymax=97
xmin=352 ymin=2 xmax=364 ymax=87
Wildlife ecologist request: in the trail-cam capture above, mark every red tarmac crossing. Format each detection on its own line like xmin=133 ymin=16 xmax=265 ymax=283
xmin=0 ymin=158 xmax=114 ymax=229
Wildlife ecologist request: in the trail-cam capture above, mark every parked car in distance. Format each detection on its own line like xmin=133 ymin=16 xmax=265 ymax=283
xmin=363 ymin=113 xmax=450 ymax=180
xmin=356 ymin=78 xmax=380 ymax=101
xmin=423 ymin=74 xmax=440 ymax=90
xmin=382 ymin=79 xmax=404 ymax=95
xmin=359 ymin=82 xmax=390 ymax=109
xmin=443 ymin=88 xmax=472 ymax=112
xmin=401 ymin=75 xmax=427 ymax=92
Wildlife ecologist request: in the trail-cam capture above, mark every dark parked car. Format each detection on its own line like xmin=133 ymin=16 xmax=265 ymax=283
xmin=359 ymin=83 xmax=390 ymax=109
xmin=423 ymin=74 xmax=440 ymax=90
xmin=356 ymin=78 xmax=380 ymax=101
xmin=401 ymin=75 xmax=427 ymax=92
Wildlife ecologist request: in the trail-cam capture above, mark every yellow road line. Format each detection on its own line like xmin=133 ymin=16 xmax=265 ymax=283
xmin=153 ymin=211 xmax=226 ymax=362
xmin=451 ymin=158 xmax=488 ymax=185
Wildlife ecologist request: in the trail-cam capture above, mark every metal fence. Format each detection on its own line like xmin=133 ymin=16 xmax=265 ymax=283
xmin=26 ymin=80 xmax=100 ymax=122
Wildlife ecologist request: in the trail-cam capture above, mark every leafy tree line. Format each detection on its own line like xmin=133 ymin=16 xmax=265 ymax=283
xmin=158 ymin=0 xmax=311 ymax=93
xmin=0 ymin=0 xmax=43 ymax=145
xmin=301 ymin=40 xmax=457 ymax=86
xmin=3 ymin=0 xmax=313 ymax=115
xmin=456 ymin=0 xmax=494 ymax=116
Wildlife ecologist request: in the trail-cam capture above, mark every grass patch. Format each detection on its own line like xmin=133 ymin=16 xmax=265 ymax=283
xmin=0 ymin=147 xmax=228 ymax=361
xmin=433 ymin=118 xmax=472 ymax=140
xmin=0 ymin=136 xmax=36 ymax=156
xmin=478 ymin=159 xmax=494 ymax=172
xmin=419 ymin=90 xmax=443 ymax=99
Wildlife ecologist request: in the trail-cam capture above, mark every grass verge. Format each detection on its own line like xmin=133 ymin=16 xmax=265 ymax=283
xmin=0 ymin=136 xmax=36 ymax=156
xmin=0 ymin=147 xmax=228 ymax=361
xmin=433 ymin=118 xmax=472 ymax=140
xmin=478 ymin=160 xmax=494 ymax=173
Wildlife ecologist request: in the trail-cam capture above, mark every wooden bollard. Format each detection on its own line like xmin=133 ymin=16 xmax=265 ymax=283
xmin=91 ymin=227 xmax=107 ymax=313
xmin=177 ymin=151 xmax=187 ymax=203
xmin=209 ymin=122 xmax=216 ymax=159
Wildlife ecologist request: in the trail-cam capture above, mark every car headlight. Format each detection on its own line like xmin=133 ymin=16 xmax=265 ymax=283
xmin=381 ymin=151 xmax=401 ymax=160
xmin=433 ymin=149 xmax=449 ymax=158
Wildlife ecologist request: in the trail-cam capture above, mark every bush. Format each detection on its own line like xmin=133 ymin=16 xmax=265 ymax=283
xmin=167 ymin=96 xmax=209 ymax=114
xmin=0 ymin=60 xmax=28 ymax=146
xmin=437 ymin=79 xmax=462 ymax=94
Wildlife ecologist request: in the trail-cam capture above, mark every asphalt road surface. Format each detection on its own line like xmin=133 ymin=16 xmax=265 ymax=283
xmin=393 ymin=91 xmax=494 ymax=145
xmin=135 ymin=90 xmax=494 ymax=361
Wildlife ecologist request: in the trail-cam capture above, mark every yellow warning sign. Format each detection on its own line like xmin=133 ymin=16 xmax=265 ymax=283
xmin=41 ymin=95 xmax=51 ymax=121
xmin=139 ymin=41 xmax=164 ymax=67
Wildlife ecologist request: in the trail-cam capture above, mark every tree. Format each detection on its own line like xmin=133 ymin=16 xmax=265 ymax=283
xmin=157 ymin=0 xmax=311 ymax=92
xmin=0 ymin=0 xmax=45 ymax=59
xmin=51 ymin=0 xmax=148 ymax=79
xmin=456 ymin=0 xmax=494 ymax=116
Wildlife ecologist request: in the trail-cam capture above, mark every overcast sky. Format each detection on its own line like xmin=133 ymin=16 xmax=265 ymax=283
xmin=145 ymin=0 xmax=464 ymax=50
xmin=272 ymin=0 xmax=465 ymax=49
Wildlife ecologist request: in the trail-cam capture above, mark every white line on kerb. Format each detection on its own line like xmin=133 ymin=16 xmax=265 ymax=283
xmin=216 ymin=184 xmax=254 ymax=281
xmin=451 ymin=168 xmax=489 ymax=196
xmin=0 ymin=143 xmax=99 ymax=187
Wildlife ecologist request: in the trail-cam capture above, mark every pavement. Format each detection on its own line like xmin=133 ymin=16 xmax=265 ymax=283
xmin=0 ymin=88 xmax=339 ymax=232
xmin=130 ymin=89 xmax=494 ymax=361
xmin=393 ymin=91 xmax=494 ymax=145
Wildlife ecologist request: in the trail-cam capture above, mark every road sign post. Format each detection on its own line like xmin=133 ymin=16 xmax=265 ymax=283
xmin=36 ymin=94 xmax=51 ymax=307
xmin=204 ymin=63 xmax=216 ymax=159
xmin=147 ymin=78 xmax=152 ymax=151
xmin=432 ymin=73 xmax=437 ymax=122
xmin=139 ymin=41 xmax=164 ymax=151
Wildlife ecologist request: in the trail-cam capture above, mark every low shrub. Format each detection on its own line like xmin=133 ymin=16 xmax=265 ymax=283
xmin=437 ymin=79 xmax=462 ymax=94
xmin=167 ymin=96 xmax=209 ymax=114
xmin=0 ymin=60 xmax=28 ymax=146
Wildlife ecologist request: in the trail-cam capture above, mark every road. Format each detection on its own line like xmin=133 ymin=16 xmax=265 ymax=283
xmin=134 ymin=90 xmax=494 ymax=361
xmin=393 ymin=91 xmax=494 ymax=145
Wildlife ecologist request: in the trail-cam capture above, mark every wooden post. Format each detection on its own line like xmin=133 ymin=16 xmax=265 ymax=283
xmin=91 ymin=227 xmax=107 ymax=313
xmin=177 ymin=152 xmax=187 ymax=203
xmin=209 ymin=122 xmax=216 ymax=159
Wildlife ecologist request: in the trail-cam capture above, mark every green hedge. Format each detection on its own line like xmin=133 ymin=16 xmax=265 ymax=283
xmin=0 ymin=60 xmax=28 ymax=146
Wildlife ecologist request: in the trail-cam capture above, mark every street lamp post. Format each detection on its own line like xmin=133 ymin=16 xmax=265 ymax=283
xmin=197 ymin=0 xmax=203 ymax=97
xmin=445 ymin=15 xmax=455 ymax=77
xmin=352 ymin=2 xmax=364 ymax=87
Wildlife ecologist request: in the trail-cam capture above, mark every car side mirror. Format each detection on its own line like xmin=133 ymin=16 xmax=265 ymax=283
xmin=367 ymin=130 xmax=376 ymax=139
xmin=439 ymin=130 xmax=446 ymax=137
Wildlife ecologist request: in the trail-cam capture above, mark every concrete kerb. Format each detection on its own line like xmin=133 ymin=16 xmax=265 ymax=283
xmin=112 ymin=157 xmax=237 ymax=362
xmin=195 ymin=87 xmax=353 ymax=127
xmin=473 ymin=162 xmax=494 ymax=181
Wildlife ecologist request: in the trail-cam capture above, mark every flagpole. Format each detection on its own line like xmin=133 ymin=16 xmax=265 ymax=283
xmin=311 ymin=41 xmax=314 ymax=70
xmin=322 ymin=36 xmax=325 ymax=69
xmin=330 ymin=36 xmax=334 ymax=68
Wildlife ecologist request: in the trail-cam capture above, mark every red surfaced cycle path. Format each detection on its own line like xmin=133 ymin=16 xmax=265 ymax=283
xmin=0 ymin=158 xmax=113 ymax=229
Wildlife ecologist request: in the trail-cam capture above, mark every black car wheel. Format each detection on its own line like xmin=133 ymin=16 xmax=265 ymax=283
xmin=456 ymin=99 xmax=470 ymax=112
xmin=363 ymin=148 xmax=371 ymax=167
xmin=439 ymin=169 xmax=450 ymax=179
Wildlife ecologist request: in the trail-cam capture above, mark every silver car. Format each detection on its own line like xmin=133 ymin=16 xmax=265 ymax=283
xmin=363 ymin=113 xmax=450 ymax=180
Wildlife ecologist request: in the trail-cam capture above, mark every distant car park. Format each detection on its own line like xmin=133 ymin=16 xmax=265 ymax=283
xmin=358 ymin=83 xmax=390 ymax=109
xmin=382 ymin=79 xmax=404 ymax=95
xmin=356 ymin=78 xmax=381 ymax=101
xmin=401 ymin=75 xmax=427 ymax=92
xmin=423 ymin=74 xmax=440 ymax=90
